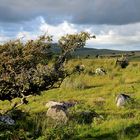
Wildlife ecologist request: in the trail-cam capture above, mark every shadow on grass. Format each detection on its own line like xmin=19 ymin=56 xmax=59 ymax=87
xmin=75 ymin=132 xmax=117 ymax=140
xmin=124 ymin=123 xmax=140 ymax=138
xmin=93 ymin=133 xmax=117 ymax=140
xmin=76 ymin=124 xmax=140 ymax=140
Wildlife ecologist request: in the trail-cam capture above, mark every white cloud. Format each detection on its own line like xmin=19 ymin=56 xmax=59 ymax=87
xmin=87 ymin=23 xmax=140 ymax=50
xmin=88 ymin=29 xmax=140 ymax=45
xmin=39 ymin=20 xmax=78 ymax=41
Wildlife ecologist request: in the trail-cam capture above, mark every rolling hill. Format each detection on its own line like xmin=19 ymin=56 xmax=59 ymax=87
xmin=52 ymin=44 xmax=140 ymax=60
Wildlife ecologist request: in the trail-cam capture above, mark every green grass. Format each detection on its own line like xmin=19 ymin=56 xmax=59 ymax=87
xmin=0 ymin=58 xmax=140 ymax=140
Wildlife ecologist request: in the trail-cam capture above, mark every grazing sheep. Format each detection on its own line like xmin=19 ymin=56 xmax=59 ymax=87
xmin=116 ymin=94 xmax=131 ymax=107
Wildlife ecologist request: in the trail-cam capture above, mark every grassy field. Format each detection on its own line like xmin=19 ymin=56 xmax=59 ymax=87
xmin=0 ymin=58 xmax=140 ymax=140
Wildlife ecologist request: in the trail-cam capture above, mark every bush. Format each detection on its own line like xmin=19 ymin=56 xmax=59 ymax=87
xmin=0 ymin=32 xmax=93 ymax=101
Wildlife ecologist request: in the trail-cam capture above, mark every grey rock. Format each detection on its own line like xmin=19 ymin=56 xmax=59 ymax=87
xmin=95 ymin=67 xmax=106 ymax=75
xmin=62 ymin=101 xmax=76 ymax=109
xmin=74 ymin=64 xmax=85 ymax=74
xmin=46 ymin=105 xmax=68 ymax=123
xmin=116 ymin=94 xmax=131 ymax=107
xmin=46 ymin=100 xmax=76 ymax=110
xmin=0 ymin=115 xmax=15 ymax=125
xmin=45 ymin=101 xmax=63 ymax=108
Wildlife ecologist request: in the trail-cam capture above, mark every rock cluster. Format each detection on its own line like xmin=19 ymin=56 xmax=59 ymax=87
xmin=46 ymin=101 xmax=76 ymax=123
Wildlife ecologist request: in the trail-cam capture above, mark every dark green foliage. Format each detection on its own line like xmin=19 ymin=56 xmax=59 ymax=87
xmin=0 ymin=35 xmax=55 ymax=100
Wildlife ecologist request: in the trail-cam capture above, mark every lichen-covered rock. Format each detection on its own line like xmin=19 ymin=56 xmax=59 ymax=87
xmin=46 ymin=105 xmax=68 ymax=123
xmin=45 ymin=100 xmax=76 ymax=109
xmin=116 ymin=94 xmax=131 ymax=107
xmin=95 ymin=67 xmax=106 ymax=75
xmin=45 ymin=101 xmax=63 ymax=108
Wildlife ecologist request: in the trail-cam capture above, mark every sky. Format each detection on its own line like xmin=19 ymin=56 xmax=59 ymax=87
xmin=0 ymin=0 xmax=140 ymax=50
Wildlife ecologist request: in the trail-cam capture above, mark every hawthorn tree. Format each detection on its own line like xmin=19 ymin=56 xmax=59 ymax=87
xmin=0 ymin=32 xmax=95 ymax=102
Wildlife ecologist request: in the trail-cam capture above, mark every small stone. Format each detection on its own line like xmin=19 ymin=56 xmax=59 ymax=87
xmin=116 ymin=93 xmax=131 ymax=107
xmin=0 ymin=115 xmax=15 ymax=125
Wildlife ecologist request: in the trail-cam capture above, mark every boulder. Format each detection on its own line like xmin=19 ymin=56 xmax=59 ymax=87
xmin=46 ymin=100 xmax=77 ymax=122
xmin=116 ymin=94 xmax=131 ymax=107
xmin=45 ymin=101 xmax=63 ymax=108
xmin=74 ymin=64 xmax=85 ymax=74
xmin=62 ymin=101 xmax=76 ymax=109
xmin=115 ymin=57 xmax=129 ymax=68
xmin=95 ymin=67 xmax=106 ymax=75
xmin=0 ymin=115 xmax=15 ymax=125
xmin=45 ymin=100 xmax=76 ymax=110
xmin=46 ymin=105 xmax=68 ymax=123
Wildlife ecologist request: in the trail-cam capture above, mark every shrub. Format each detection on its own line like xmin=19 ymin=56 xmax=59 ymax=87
xmin=0 ymin=32 xmax=94 ymax=101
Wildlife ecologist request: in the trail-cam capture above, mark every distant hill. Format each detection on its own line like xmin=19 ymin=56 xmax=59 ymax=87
xmin=73 ymin=48 xmax=125 ymax=57
xmin=51 ymin=44 xmax=140 ymax=60
xmin=72 ymin=47 xmax=140 ymax=59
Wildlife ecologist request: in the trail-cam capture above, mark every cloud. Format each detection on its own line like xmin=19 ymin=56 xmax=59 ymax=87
xmin=0 ymin=16 xmax=140 ymax=50
xmin=40 ymin=20 xmax=78 ymax=41
xmin=89 ymin=29 xmax=140 ymax=45
xmin=0 ymin=0 xmax=140 ymax=25
xmin=85 ymin=23 xmax=140 ymax=50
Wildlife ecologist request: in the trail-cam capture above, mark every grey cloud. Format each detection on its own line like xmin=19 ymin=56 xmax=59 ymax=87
xmin=0 ymin=0 xmax=140 ymax=25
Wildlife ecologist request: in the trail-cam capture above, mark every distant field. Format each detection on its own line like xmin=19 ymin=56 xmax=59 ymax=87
xmin=52 ymin=44 xmax=140 ymax=59
xmin=0 ymin=58 xmax=140 ymax=140
xmin=72 ymin=47 xmax=140 ymax=58
xmin=129 ymin=56 xmax=140 ymax=61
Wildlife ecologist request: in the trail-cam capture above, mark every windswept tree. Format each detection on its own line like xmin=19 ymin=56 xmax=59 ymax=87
xmin=0 ymin=32 xmax=95 ymax=103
